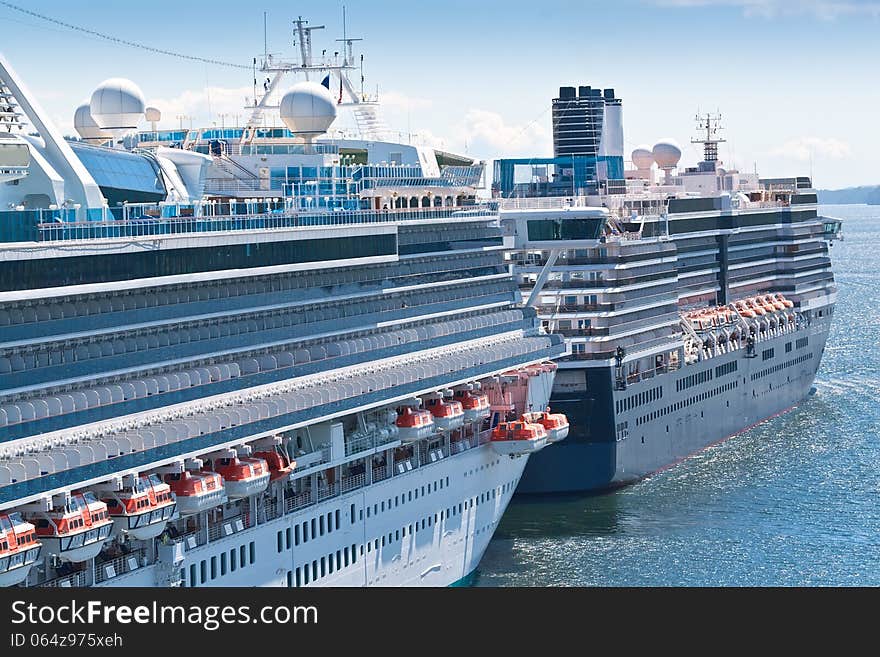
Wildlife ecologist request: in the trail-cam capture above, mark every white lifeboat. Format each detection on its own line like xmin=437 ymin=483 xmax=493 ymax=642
xmin=0 ymin=512 xmax=41 ymax=587
xmin=163 ymin=470 xmax=226 ymax=516
xmin=395 ymin=406 xmax=435 ymax=442
xmin=29 ymin=492 xmax=113 ymax=563
xmin=103 ymin=474 xmax=177 ymax=541
xmin=424 ymin=396 xmax=465 ymax=431
xmin=207 ymin=456 xmax=270 ymax=499
xmin=490 ymin=419 xmax=548 ymax=456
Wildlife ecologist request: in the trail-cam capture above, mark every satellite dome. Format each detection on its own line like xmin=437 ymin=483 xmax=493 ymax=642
xmin=89 ymin=78 xmax=146 ymax=132
xmin=145 ymin=106 xmax=162 ymax=123
xmin=631 ymin=144 xmax=654 ymax=170
xmin=652 ymin=138 xmax=682 ymax=169
xmin=279 ymin=81 xmax=337 ymax=137
xmin=73 ymin=103 xmax=113 ymax=143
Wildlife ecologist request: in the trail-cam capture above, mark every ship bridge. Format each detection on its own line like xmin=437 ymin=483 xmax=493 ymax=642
xmin=499 ymin=206 xmax=608 ymax=251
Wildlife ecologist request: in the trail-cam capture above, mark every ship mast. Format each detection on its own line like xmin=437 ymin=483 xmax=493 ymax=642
xmin=691 ymin=112 xmax=725 ymax=164
xmin=244 ymin=10 xmax=385 ymax=139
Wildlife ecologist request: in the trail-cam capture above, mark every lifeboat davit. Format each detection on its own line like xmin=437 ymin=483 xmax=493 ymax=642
xmin=253 ymin=447 xmax=296 ymax=482
xmin=29 ymin=492 xmax=113 ymax=563
xmin=522 ymin=410 xmax=570 ymax=443
xmin=103 ymin=474 xmax=177 ymax=541
xmin=164 ymin=470 xmax=226 ymax=516
xmin=0 ymin=512 xmax=41 ymax=587
xmin=490 ymin=420 xmax=548 ymax=456
xmin=395 ymin=406 xmax=435 ymax=442
xmin=424 ymin=396 xmax=465 ymax=431
xmin=453 ymin=389 xmax=491 ymax=423
xmin=207 ymin=456 xmax=270 ymax=499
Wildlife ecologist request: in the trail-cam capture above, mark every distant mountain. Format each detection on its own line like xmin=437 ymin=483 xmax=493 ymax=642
xmin=817 ymin=186 xmax=880 ymax=205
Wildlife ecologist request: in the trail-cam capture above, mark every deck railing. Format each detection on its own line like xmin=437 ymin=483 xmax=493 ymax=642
xmin=95 ymin=548 xmax=148 ymax=583
xmin=7 ymin=205 xmax=497 ymax=245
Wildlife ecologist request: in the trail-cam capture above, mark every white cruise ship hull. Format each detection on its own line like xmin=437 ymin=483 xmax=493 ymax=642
xmin=95 ymin=443 xmax=524 ymax=587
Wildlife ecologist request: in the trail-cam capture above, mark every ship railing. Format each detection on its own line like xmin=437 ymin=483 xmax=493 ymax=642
xmin=346 ymin=431 xmax=399 ymax=457
xmin=263 ymin=500 xmax=283 ymax=522
xmin=624 ymin=362 xmax=681 ymax=385
xmin=95 ymin=548 xmax=147 ymax=583
xmin=316 ymin=483 xmax=338 ymax=502
xmin=418 ymin=444 xmax=450 ymax=464
xmin=38 ymin=571 xmax=87 ymax=588
xmin=27 ymin=205 xmax=496 ymax=244
xmin=496 ymin=197 xmax=596 ymax=210
xmin=372 ymin=466 xmax=390 ymax=483
xmin=172 ymin=529 xmax=206 ymax=552
xmin=285 ymin=490 xmax=313 ymax=513
xmin=207 ymin=514 xmax=251 ymax=542
xmin=340 ymin=472 xmax=366 ymax=493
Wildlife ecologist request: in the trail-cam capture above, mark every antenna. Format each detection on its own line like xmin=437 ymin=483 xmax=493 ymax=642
xmin=294 ymin=16 xmax=325 ymax=68
xmin=335 ymin=5 xmax=363 ymax=68
xmin=691 ymin=111 xmax=726 ymax=163
xmin=263 ymin=12 xmax=268 ymax=64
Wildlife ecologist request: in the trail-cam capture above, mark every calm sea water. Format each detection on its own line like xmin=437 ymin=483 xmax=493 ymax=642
xmin=475 ymin=204 xmax=880 ymax=586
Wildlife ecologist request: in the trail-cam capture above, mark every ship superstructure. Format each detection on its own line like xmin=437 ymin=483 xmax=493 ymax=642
xmin=495 ymin=96 xmax=840 ymax=493
xmin=0 ymin=42 xmax=567 ymax=588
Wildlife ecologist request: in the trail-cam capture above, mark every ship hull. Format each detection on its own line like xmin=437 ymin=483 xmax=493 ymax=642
xmin=518 ymin=314 xmax=832 ymax=494
xmin=94 ymin=442 xmax=526 ymax=587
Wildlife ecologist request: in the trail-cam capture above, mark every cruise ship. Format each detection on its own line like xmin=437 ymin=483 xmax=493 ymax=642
xmin=0 ymin=25 xmax=569 ymax=588
xmin=493 ymin=86 xmax=841 ymax=493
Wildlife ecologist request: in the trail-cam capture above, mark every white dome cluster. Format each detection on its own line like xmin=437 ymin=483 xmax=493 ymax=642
xmin=89 ymin=78 xmax=146 ymax=132
xmin=73 ymin=103 xmax=113 ymax=143
xmin=652 ymin=138 xmax=682 ymax=169
xmin=631 ymin=144 xmax=654 ymax=171
xmin=75 ymin=78 xmax=151 ymax=143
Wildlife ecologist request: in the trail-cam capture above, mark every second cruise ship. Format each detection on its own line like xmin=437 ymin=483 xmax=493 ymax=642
xmin=495 ymin=86 xmax=840 ymax=493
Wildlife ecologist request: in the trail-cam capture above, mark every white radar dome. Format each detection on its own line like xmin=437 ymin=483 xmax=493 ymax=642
xmin=652 ymin=138 xmax=682 ymax=169
xmin=89 ymin=78 xmax=146 ymax=132
xmin=73 ymin=103 xmax=113 ymax=143
xmin=279 ymin=81 xmax=337 ymax=137
xmin=145 ymin=106 xmax=162 ymax=123
xmin=631 ymin=144 xmax=654 ymax=170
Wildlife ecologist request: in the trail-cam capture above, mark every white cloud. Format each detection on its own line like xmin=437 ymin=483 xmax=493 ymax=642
xmin=656 ymin=0 xmax=880 ymax=19
xmin=768 ymin=136 xmax=852 ymax=161
xmin=146 ymin=85 xmax=254 ymax=129
xmin=379 ymin=91 xmax=433 ymax=112
xmin=454 ymin=109 xmax=551 ymax=158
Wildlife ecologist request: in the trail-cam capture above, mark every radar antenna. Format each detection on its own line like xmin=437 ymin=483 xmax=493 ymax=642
xmin=691 ymin=112 xmax=725 ymax=163
xmin=293 ymin=16 xmax=325 ymax=68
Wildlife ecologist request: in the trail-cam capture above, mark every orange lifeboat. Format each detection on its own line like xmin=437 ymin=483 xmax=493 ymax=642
xmin=103 ymin=474 xmax=177 ymax=541
xmin=453 ymin=388 xmax=491 ymax=423
xmin=775 ymin=293 xmax=794 ymax=309
xmin=765 ymin=295 xmax=786 ymax=311
xmin=164 ymin=470 xmax=226 ymax=516
xmin=490 ymin=419 xmax=548 ymax=456
xmin=0 ymin=512 xmax=41 ymax=587
xmin=759 ymin=295 xmax=778 ymax=313
xmin=424 ymin=396 xmax=465 ymax=431
xmin=395 ymin=406 xmax=435 ymax=442
xmin=748 ymin=298 xmax=767 ymax=316
xmin=207 ymin=456 xmax=270 ymax=499
xmin=253 ymin=447 xmax=295 ymax=483
xmin=28 ymin=492 xmax=113 ymax=563
xmin=522 ymin=409 xmax=570 ymax=443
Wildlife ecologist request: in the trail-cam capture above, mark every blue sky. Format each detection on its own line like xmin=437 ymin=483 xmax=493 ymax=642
xmin=1 ymin=0 xmax=878 ymax=188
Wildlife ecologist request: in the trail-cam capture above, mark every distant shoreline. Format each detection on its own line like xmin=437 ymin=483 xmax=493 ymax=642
xmin=817 ymin=186 xmax=880 ymax=205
